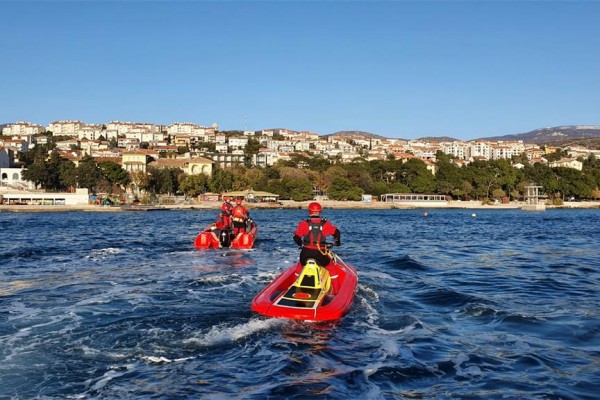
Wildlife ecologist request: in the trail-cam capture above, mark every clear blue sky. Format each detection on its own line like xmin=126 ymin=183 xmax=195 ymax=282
xmin=1 ymin=1 xmax=599 ymax=140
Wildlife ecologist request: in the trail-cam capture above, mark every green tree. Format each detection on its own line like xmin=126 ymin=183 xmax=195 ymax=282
xmin=77 ymin=155 xmax=103 ymax=191
xmin=99 ymin=161 xmax=130 ymax=189
xmin=435 ymin=159 xmax=463 ymax=198
xmin=209 ymin=168 xmax=235 ymax=193
xmin=398 ymin=159 xmax=435 ymax=193
xmin=59 ymin=161 xmax=78 ymax=191
xmin=21 ymin=156 xmax=49 ymax=189
xmin=282 ymin=177 xmax=314 ymax=201
xmin=328 ymin=177 xmax=363 ymax=200
xmin=180 ymin=173 xmax=209 ymax=197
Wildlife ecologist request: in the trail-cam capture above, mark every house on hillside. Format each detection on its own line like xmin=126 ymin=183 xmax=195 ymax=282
xmin=549 ymin=158 xmax=583 ymax=171
xmin=150 ymin=157 xmax=213 ymax=176
xmin=122 ymin=150 xmax=159 ymax=173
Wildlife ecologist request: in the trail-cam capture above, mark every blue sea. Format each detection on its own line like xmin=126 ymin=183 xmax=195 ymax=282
xmin=1 ymin=208 xmax=599 ymax=399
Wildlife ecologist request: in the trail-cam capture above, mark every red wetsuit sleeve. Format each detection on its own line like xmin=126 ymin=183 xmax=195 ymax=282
xmin=321 ymin=221 xmax=337 ymax=236
xmin=294 ymin=220 xmax=309 ymax=237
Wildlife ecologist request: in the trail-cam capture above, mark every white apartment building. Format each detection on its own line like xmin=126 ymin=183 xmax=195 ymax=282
xmin=118 ymin=137 xmax=141 ymax=150
xmin=228 ymin=137 xmax=248 ymax=149
xmin=47 ymin=120 xmax=85 ymax=136
xmin=337 ymin=141 xmax=357 ymax=153
xmin=105 ymin=121 xmax=161 ymax=135
xmin=264 ymin=140 xmax=280 ymax=151
xmin=77 ymin=126 xmax=103 ymax=141
xmin=294 ymin=141 xmax=311 ymax=152
xmin=278 ymin=129 xmax=296 ymax=138
xmin=466 ymin=141 xmax=491 ymax=160
xmin=315 ymin=142 xmax=335 ymax=152
xmin=192 ymin=125 xmax=217 ymax=139
xmin=215 ymin=143 xmax=228 ymax=153
xmin=252 ymin=150 xmax=279 ymax=167
xmin=166 ymin=122 xmax=196 ymax=135
xmin=2 ymin=121 xmax=46 ymax=136
xmin=166 ymin=122 xmax=216 ymax=137
xmin=442 ymin=141 xmax=467 ymax=159
xmin=215 ymin=134 xmax=227 ymax=144
xmin=124 ymin=130 xmax=163 ymax=143
xmin=205 ymin=153 xmax=245 ymax=169
xmin=490 ymin=145 xmax=513 ymax=160
xmin=55 ymin=138 xmax=81 ymax=151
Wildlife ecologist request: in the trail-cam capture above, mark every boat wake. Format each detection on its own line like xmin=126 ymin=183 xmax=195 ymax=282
xmin=183 ymin=318 xmax=287 ymax=347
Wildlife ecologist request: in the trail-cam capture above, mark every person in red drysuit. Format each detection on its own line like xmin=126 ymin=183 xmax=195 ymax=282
xmin=293 ymin=201 xmax=341 ymax=293
xmin=219 ymin=195 xmax=233 ymax=230
xmin=232 ymin=197 xmax=250 ymax=235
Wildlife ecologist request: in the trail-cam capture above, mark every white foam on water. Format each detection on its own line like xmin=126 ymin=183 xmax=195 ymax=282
xmin=79 ymin=345 xmax=129 ymax=360
xmin=87 ymin=363 xmax=136 ymax=391
xmin=142 ymin=355 xmax=194 ymax=363
xmin=85 ymin=247 xmax=124 ymax=261
xmin=183 ymin=318 xmax=287 ymax=347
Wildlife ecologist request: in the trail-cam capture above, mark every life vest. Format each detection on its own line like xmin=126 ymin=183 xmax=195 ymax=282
xmin=232 ymin=205 xmax=247 ymax=222
xmin=221 ymin=202 xmax=233 ymax=216
xmin=302 ymin=218 xmax=327 ymax=249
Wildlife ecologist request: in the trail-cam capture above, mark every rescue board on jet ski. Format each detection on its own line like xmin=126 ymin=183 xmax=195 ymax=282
xmin=251 ymin=251 xmax=357 ymax=321
xmin=194 ymin=221 xmax=258 ymax=249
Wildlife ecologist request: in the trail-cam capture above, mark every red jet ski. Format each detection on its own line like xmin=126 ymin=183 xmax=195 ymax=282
xmin=194 ymin=220 xmax=258 ymax=249
xmin=251 ymin=249 xmax=358 ymax=321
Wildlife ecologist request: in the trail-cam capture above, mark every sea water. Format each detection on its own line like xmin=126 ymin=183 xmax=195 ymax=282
xmin=0 ymin=209 xmax=599 ymax=399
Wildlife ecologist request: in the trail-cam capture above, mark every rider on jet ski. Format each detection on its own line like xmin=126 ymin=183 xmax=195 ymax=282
xmin=293 ymin=202 xmax=341 ymax=293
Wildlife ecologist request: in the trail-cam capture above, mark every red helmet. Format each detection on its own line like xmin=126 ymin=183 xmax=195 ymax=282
xmin=308 ymin=202 xmax=322 ymax=216
xmin=235 ymin=197 xmax=243 ymax=205
xmin=223 ymin=195 xmax=231 ymax=202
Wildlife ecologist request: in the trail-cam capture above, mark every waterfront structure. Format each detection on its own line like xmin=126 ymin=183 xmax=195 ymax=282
xmin=522 ymin=185 xmax=546 ymax=211
xmin=0 ymin=187 xmax=90 ymax=205
xmin=380 ymin=193 xmax=448 ymax=208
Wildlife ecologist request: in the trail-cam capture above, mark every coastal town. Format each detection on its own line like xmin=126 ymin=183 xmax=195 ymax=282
xmin=1 ymin=120 xmax=600 ymax=210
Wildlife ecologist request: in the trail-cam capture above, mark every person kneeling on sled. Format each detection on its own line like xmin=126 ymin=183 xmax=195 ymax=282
xmin=293 ymin=201 xmax=341 ymax=293
xmin=232 ymin=197 xmax=251 ymax=235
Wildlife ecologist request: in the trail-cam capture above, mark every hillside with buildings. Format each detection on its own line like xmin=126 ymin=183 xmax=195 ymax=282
xmin=0 ymin=121 xmax=600 ymax=206
xmin=2 ymin=120 xmax=600 ymax=173
xmin=2 ymin=120 xmax=600 ymax=205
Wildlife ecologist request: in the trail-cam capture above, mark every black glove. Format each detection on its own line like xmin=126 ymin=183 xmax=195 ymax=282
xmin=293 ymin=234 xmax=302 ymax=247
xmin=334 ymin=239 xmax=341 ymax=246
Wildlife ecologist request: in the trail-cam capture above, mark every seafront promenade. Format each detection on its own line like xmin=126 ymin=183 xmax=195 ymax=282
xmin=1 ymin=199 xmax=599 ymax=212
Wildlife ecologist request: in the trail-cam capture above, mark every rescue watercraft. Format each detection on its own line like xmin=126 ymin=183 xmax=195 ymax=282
xmin=194 ymin=220 xmax=258 ymax=249
xmin=251 ymin=248 xmax=357 ymax=321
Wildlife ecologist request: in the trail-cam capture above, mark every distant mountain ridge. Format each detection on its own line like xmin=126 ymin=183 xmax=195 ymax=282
xmin=329 ymin=126 xmax=600 ymax=146
xmin=478 ymin=125 xmax=600 ymax=145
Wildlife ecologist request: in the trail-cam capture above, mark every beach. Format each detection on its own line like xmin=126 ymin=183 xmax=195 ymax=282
xmin=1 ymin=199 xmax=599 ymax=213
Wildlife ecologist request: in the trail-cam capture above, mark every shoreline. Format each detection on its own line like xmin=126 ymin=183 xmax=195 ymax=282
xmin=1 ymin=200 xmax=599 ymax=213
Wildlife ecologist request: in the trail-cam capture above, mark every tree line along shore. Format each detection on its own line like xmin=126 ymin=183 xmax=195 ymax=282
xmin=2 ymin=199 xmax=600 ymax=213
